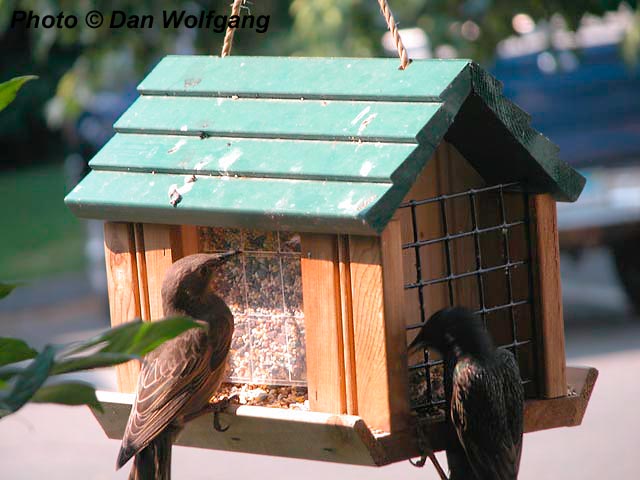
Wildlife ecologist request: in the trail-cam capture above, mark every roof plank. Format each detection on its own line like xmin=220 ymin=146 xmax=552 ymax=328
xmin=90 ymin=134 xmax=422 ymax=184
xmin=138 ymin=56 xmax=471 ymax=102
xmin=65 ymin=170 xmax=394 ymax=235
xmin=114 ymin=96 xmax=443 ymax=144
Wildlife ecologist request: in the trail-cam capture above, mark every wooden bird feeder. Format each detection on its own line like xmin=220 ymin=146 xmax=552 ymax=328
xmin=65 ymin=56 xmax=598 ymax=466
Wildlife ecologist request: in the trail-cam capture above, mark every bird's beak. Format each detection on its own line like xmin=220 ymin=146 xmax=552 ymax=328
xmin=214 ymin=250 xmax=241 ymax=262
xmin=202 ymin=250 xmax=241 ymax=266
xmin=200 ymin=250 xmax=241 ymax=274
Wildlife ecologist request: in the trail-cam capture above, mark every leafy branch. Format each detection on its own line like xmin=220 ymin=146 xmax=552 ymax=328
xmin=0 ymin=78 xmax=203 ymax=418
xmin=0 ymin=316 xmax=202 ymax=418
xmin=0 ymin=282 xmax=203 ymax=419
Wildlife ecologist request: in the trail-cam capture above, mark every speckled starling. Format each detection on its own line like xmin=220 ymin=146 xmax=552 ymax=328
xmin=116 ymin=252 xmax=237 ymax=480
xmin=409 ymin=307 xmax=524 ymax=480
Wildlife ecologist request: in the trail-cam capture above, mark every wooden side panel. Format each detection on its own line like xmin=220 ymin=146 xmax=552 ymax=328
xmin=529 ymin=194 xmax=566 ymax=398
xmin=349 ymin=220 xmax=410 ymax=433
xmin=437 ymin=143 xmax=485 ymax=309
xmin=399 ymin=141 xmax=484 ymax=334
xmin=142 ymin=224 xmax=183 ymax=320
xmin=300 ymin=234 xmax=346 ymax=414
xmin=103 ymin=222 xmax=142 ymax=393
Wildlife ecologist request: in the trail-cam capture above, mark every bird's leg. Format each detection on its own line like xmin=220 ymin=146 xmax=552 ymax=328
xmin=409 ymin=417 xmax=449 ymax=480
xmin=427 ymin=451 xmax=448 ymax=480
xmin=210 ymin=394 xmax=240 ymax=432
xmin=181 ymin=394 xmax=240 ymax=426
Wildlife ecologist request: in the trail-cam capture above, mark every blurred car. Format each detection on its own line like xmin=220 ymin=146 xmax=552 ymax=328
xmin=493 ymin=18 xmax=640 ymax=313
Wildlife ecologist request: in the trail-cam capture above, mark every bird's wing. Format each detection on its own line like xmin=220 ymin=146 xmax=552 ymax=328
xmin=118 ymin=327 xmax=216 ymax=465
xmin=497 ymin=348 xmax=525 ymax=473
xmin=451 ymin=353 xmax=523 ymax=480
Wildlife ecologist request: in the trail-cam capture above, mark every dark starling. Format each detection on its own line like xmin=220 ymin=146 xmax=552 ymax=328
xmin=409 ymin=307 xmax=524 ymax=480
xmin=116 ymin=252 xmax=237 ymax=480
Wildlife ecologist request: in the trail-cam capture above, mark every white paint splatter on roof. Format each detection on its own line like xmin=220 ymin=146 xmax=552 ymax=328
xmin=218 ymin=148 xmax=242 ymax=172
xmin=193 ymin=155 xmax=214 ymax=171
xmin=359 ymin=161 xmax=374 ymax=177
xmin=357 ymin=114 xmax=378 ymax=135
xmin=351 ymin=106 xmax=371 ymax=126
xmin=167 ymin=139 xmax=187 ymax=154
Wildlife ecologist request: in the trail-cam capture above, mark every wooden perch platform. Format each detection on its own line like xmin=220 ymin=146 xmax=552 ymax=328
xmin=91 ymin=366 xmax=597 ymax=466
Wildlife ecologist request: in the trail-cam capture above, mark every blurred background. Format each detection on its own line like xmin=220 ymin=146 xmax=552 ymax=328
xmin=1 ymin=1 xmax=639 ymax=478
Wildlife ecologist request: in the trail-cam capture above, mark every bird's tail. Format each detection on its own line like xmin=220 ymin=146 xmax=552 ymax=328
xmin=127 ymin=432 xmax=173 ymax=480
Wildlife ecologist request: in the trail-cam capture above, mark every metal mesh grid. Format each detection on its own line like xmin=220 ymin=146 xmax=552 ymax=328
xmin=198 ymin=228 xmax=306 ymax=386
xmin=403 ymin=183 xmax=538 ymax=412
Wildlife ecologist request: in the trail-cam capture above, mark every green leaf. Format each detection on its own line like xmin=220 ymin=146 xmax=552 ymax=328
xmin=51 ymin=352 xmax=139 ymax=375
xmin=0 ymin=337 xmax=38 ymax=367
xmin=0 ymin=76 xmax=38 ymax=113
xmin=31 ymin=381 xmax=103 ymax=412
xmin=102 ymin=317 xmax=202 ymax=355
xmin=0 ymin=282 xmax=21 ymax=300
xmin=65 ymin=317 xmax=202 ymax=357
xmin=0 ymin=345 xmax=55 ymax=418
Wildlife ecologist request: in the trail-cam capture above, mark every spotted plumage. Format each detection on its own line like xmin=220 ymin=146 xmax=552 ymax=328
xmin=409 ymin=307 xmax=524 ymax=480
xmin=116 ymin=253 xmax=237 ymax=480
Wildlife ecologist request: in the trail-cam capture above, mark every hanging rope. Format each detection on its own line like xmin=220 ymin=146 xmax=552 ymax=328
xmin=377 ymin=0 xmax=411 ymax=69
xmin=221 ymin=0 xmax=245 ymax=57
xmin=222 ymin=0 xmax=410 ymax=69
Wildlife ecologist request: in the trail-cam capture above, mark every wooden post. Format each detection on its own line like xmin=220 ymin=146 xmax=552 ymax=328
xmin=529 ymin=194 xmax=566 ymax=398
xmin=103 ymin=222 xmax=142 ymax=393
xmin=349 ymin=220 xmax=410 ymax=433
xmin=300 ymin=234 xmax=346 ymax=414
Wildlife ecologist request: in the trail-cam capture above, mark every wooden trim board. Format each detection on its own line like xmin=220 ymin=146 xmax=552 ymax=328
xmin=348 ymin=221 xmax=410 ymax=434
xmin=383 ymin=365 xmax=598 ymax=462
xmin=91 ymin=366 xmax=596 ymax=466
xmin=338 ymin=234 xmax=358 ymax=416
xmin=103 ymin=222 xmax=142 ymax=393
xmin=300 ymin=233 xmax=346 ymax=414
xmin=529 ymin=194 xmax=567 ymax=398
xmin=93 ymin=391 xmax=386 ymax=466
xmin=141 ymin=224 xmax=183 ymax=320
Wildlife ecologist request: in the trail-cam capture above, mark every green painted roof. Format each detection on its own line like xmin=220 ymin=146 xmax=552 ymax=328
xmin=65 ymin=56 xmax=585 ymax=235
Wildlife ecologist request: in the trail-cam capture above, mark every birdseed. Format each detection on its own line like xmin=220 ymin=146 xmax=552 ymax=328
xmin=211 ymin=383 xmax=309 ymax=410
xmin=409 ymin=364 xmax=445 ymax=408
xmin=199 ymin=227 xmax=306 ymax=386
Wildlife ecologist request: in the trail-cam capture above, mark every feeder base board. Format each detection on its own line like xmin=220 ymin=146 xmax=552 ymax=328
xmin=91 ymin=366 xmax=597 ymax=466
